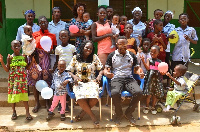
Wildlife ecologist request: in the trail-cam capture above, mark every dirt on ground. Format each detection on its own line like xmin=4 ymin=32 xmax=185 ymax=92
xmin=1 ymin=123 xmax=200 ymax=132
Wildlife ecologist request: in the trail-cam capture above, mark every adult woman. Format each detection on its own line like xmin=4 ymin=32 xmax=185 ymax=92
xmin=127 ymin=7 xmax=146 ymax=47
xmin=16 ymin=9 xmax=40 ymax=41
xmin=66 ymin=3 xmax=89 ymax=53
xmin=31 ymin=16 xmax=57 ymax=113
xmin=67 ymin=40 xmax=103 ymax=126
xmin=91 ymin=6 xmax=115 ymax=66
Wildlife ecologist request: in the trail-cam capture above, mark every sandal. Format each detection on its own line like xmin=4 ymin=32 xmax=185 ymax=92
xmin=32 ymin=105 xmax=41 ymax=113
xmin=26 ymin=115 xmax=33 ymax=121
xmin=75 ymin=115 xmax=83 ymax=122
xmin=11 ymin=112 xmax=17 ymax=120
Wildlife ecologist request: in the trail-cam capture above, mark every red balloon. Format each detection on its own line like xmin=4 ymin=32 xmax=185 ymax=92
xmin=158 ymin=62 xmax=168 ymax=73
xmin=69 ymin=25 xmax=79 ymax=33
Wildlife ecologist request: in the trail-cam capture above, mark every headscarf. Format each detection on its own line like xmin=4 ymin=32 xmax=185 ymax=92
xmin=24 ymin=9 xmax=35 ymax=16
xmin=165 ymin=10 xmax=174 ymax=18
xmin=132 ymin=7 xmax=142 ymax=15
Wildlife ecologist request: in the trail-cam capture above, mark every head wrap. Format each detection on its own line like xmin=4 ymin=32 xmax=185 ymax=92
xmin=132 ymin=7 xmax=142 ymax=15
xmin=24 ymin=9 xmax=35 ymax=16
xmin=165 ymin=10 xmax=174 ymax=18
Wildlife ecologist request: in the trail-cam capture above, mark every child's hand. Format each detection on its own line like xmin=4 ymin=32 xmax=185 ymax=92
xmin=140 ymin=55 xmax=145 ymax=61
xmin=0 ymin=54 xmax=3 ymax=63
xmin=168 ymin=34 xmax=175 ymax=39
xmin=169 ymin=88 xmax=174 ymax=91
xmin=152 ymin=34 xmax=159 ymax=42
xmin=79 ymin=29 xmax=84 ymax=34
xmin=7 ymin=54 xmax=12 ymax=65
xmin=158 ymin=37 xmax=164 ymax=43
xmin=138 ymin=47 xmax=143 ymax=53
xmin=61 ymin=80 xmax=69 ymax=87
xmin=184 ymin=34 xmax=190 ymax=41
xmin=160 ymin=71 xmax=166 ymax=75
xmin=166 ymin=72 xmax=171 ymax=77
xmin=145 ymin=19 xmax=151 ymax=28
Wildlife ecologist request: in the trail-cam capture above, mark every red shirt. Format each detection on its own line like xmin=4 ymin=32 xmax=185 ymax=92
xmin=147 ymin=32 xmax=168 ymax=62
xmin=32 ymin=29 xmax=57 ymax=50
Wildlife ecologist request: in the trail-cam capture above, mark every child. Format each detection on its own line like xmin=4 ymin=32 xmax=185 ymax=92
xmin=110 ymin=14 xmax=120 ymax=48
xmin=119 ymin=15 xmax=127 ymax=36
xmin=53 ymin=30 xmax=76 ymax=113
xmin=147 ymin=19 xmax=168 ymax=62
xmin=164 ymin=64 xmax=188 ymax=111
xmin=171 ymin=13 xmax=198 ymax=72
xmin=0 ymin=40 xmax=34 ymax=120
xmin=46 ymin=60 xmax=72 ymax=121
xmin=83 ymin=12 xmax=93 ymax=40
xmin=162 ymin=10 xmax=175 ymax=86
xmin=147 ymin=9 xmax=164 ymax=33
xmin=124 ymin=23 xmax=137 ymax=54
xmin=142 ymin=45 xmax=164 ymax=115
xmin=137 ymin=38 xmax=151 ymax=74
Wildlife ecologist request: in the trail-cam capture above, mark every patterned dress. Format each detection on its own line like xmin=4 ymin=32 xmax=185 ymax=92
xmin=143 ymin=58 xmax=164 ymax=98
xmin=66 ymin=18 xmax=86 ymax=54
xmin=8 ymin=55 xmax=28 ymax=103
xmin=67 ymin=54 xmax=103 ymax=100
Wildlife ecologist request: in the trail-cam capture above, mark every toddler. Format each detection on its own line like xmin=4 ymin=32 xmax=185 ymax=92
xmin=83 ymin=12 xmax=93 ymax=40
xmin=46 ymin=60 xmax=72 ymax=121
xmin=164 ymin=64 xmax=188 ymax=111
xmin=119 ymin=15 xmax=127 ymax=36
xmin=110 ymin=14 xmax=120 ymax=48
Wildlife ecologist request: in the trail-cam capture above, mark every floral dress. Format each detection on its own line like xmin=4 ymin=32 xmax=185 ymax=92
xmin=8 ymin=55 xmax=28 ymax=103
xmin=67 ymin=54 xmax=103 ymax=100
xmin=66 ymin=18 xmax=86 ymax=54
xmin=143 ymin=58 xmax=164 ymax=98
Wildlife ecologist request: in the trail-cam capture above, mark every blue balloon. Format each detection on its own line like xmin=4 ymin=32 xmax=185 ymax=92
xmin=35 ymin=80 xmax=48 ymax=92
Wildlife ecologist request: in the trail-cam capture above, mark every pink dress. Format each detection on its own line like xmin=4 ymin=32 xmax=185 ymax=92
xmin=96 ymin=22 xmax=115 ymax=55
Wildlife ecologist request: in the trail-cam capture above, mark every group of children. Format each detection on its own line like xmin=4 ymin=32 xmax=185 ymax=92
xmin=0 ymin=5 xmax=198 ymax=123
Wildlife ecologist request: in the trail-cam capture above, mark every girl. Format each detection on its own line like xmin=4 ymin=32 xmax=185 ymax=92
xmin=124 ymin=23 xmax=137 ymax=55
xmin=0 ymin=40 xmax=34 ymax=120
xmin=147 ymin=19 xmax=168 ymax=62
xmin=137 ymin=38 xmax=151 ymax=74
xmin=141 ymin=45 xmax=164 ymax=115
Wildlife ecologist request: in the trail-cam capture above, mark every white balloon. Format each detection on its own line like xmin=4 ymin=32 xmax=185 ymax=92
xmin=41 ymin=87 xmax=53 ymax=99
xmin=40 ymin=36 xmax=52 ymax=52
xmin=35 ymin=80 xmax=48 ymax=92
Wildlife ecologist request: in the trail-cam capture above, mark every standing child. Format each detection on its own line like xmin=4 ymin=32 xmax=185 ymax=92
xmin=164 ymin=64 xmax=188 ymax=111
xmin=171 ymin=13 xmax=198 ymax=72
xmin=137 ymin=38 xmax=151 ymax=74
xmin=110 ymin=14 xmax=120 ymax=48
xmin=0 ymin=40 xmax=34 ymax=120
xmin=119 ymin=15 xmax=127 ymax=36
xmin=46 ymin=60 xmax=72 ymax=121
xmin=53 ymin=30 xmax=76 ymax=113
xmin=142 ymin=45 xmax=164 ymax=115
xmin=146 ymin=9 xmax=164 ymax=33
xmin=147 ymin=19 xmax=168 ymax=62
xmin=83 ymin=12 xmax=93 ymax=40
xmin=124 ymin=23 xmax=137 ymax=54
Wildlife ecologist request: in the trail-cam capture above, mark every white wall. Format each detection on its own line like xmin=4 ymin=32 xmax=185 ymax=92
xmin=6 ymin=0 xmax=50 ymax=19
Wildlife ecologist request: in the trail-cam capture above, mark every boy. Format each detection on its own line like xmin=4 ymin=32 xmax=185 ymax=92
xmin=53 ymin=30 xmax=76 ymax=113
xmin=110 ymin=14 xmax=120 ymax=48
xmin=47 ymin=60 xmax=72 ymax=121
xmin=171 ymin=13 xmax=198 ymax=72
xmin=164 ymin=64 xmax=188 ymax=111
xmin=119 ymin=15 xmax=127 ymax=36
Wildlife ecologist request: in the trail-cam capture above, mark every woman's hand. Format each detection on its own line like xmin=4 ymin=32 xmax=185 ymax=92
xmin=95 ymin=75 xmax=102 ymax=84
xmin=74 ymin=76 xmax=82 ymax=85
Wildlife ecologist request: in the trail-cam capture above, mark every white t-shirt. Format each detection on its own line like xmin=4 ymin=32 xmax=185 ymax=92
xmin=55 ymin=44 xmax=76 ymax=67
xmin=174 ymin=76 xmax=187 ymax=92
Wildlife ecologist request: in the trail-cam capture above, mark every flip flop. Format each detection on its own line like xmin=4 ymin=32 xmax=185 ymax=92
xmin=11 ymin=113 xmax=17 ymax=120
xmin=32 ymin=105 xmax=41 ymax=113
xmin=26 ymin=115 xmax=33 ymax=121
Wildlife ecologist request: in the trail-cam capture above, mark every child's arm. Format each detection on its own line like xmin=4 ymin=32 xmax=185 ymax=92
xmin=158 ymin=36 xmax=167 ymax=50
xmin=52 ymin=55 xmax=59 ymax=72
xmin=134 ymin=65 xmax=144 ymax=79
xmin=184 ymin=34 xmax=197 ymax=44
xmin=166 ymin=72 xmax=181 ymax=85
xmin=26 ymin=55 xmax=35 ymax=70
xmin=0 ymin=54 xmax=10 ymax=72
xmin=140 ymin=55 xmax=150 ymax=70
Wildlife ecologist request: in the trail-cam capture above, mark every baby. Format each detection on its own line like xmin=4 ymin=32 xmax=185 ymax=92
xmin=83 ymin=12 xmax=93 ymax=40
xmin=110 ymin=14 xmax=120 ymax=48
xmin=119 ymin=15 xmax=127 ymax=36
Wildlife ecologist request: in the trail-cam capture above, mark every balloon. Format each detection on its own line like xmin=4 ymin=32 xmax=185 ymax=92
xmin=40 ymin=36 xmax=52 ymax=52
xmin=35 ymin=80 xmax=48 ymax=92
xmin=41 ymin=87 xmax=53 ymax=99
xmin=69 ymin=25 xmax=79 ymax=33
xmin=169 ymin=30 xmax=179 ymax=44
xmin=158 ymin=62 xmax=168 ymax=73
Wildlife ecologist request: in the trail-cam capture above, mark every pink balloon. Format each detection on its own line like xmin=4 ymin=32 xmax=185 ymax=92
xmin=69 ymin=25 xmax=79 ymax=33
xmin=158 ymin=62 xmax=168 ymax=73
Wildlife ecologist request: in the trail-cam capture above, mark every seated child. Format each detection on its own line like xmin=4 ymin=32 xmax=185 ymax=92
xmin=119 ymin=15 xmax=127 ymax=36
xmin=164 ymin=64 xmax=188 ymax=111
xmin=83 ymin=12 xmax=93 ymax=40
xmin=46 ymin=60 xmax=73 ymax=121
xmin=137 ymin=38 xmax=151 ymax=74
xmin=110 ymin=14 xmax=120 ymax=49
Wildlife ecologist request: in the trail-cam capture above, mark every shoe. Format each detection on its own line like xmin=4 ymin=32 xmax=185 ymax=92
xmin=114 ymin=115 xmax=123 ymax=126
xmin=124 ymin=114 xmax=136 ymax=126
xmin=65 ymin=105 xmax=70 ymax=113
xmin=151 ymin=107 xmax=157 ymax=115
xmin=60 ymin=114 xmax=66 ymax=121
xmin=46 ymin=112 xmax=55 ymax=121
xmin=93 ymin=121 xmax=100 ymax=128
xmin=143 ymin=107 xmax=149 ymax=114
